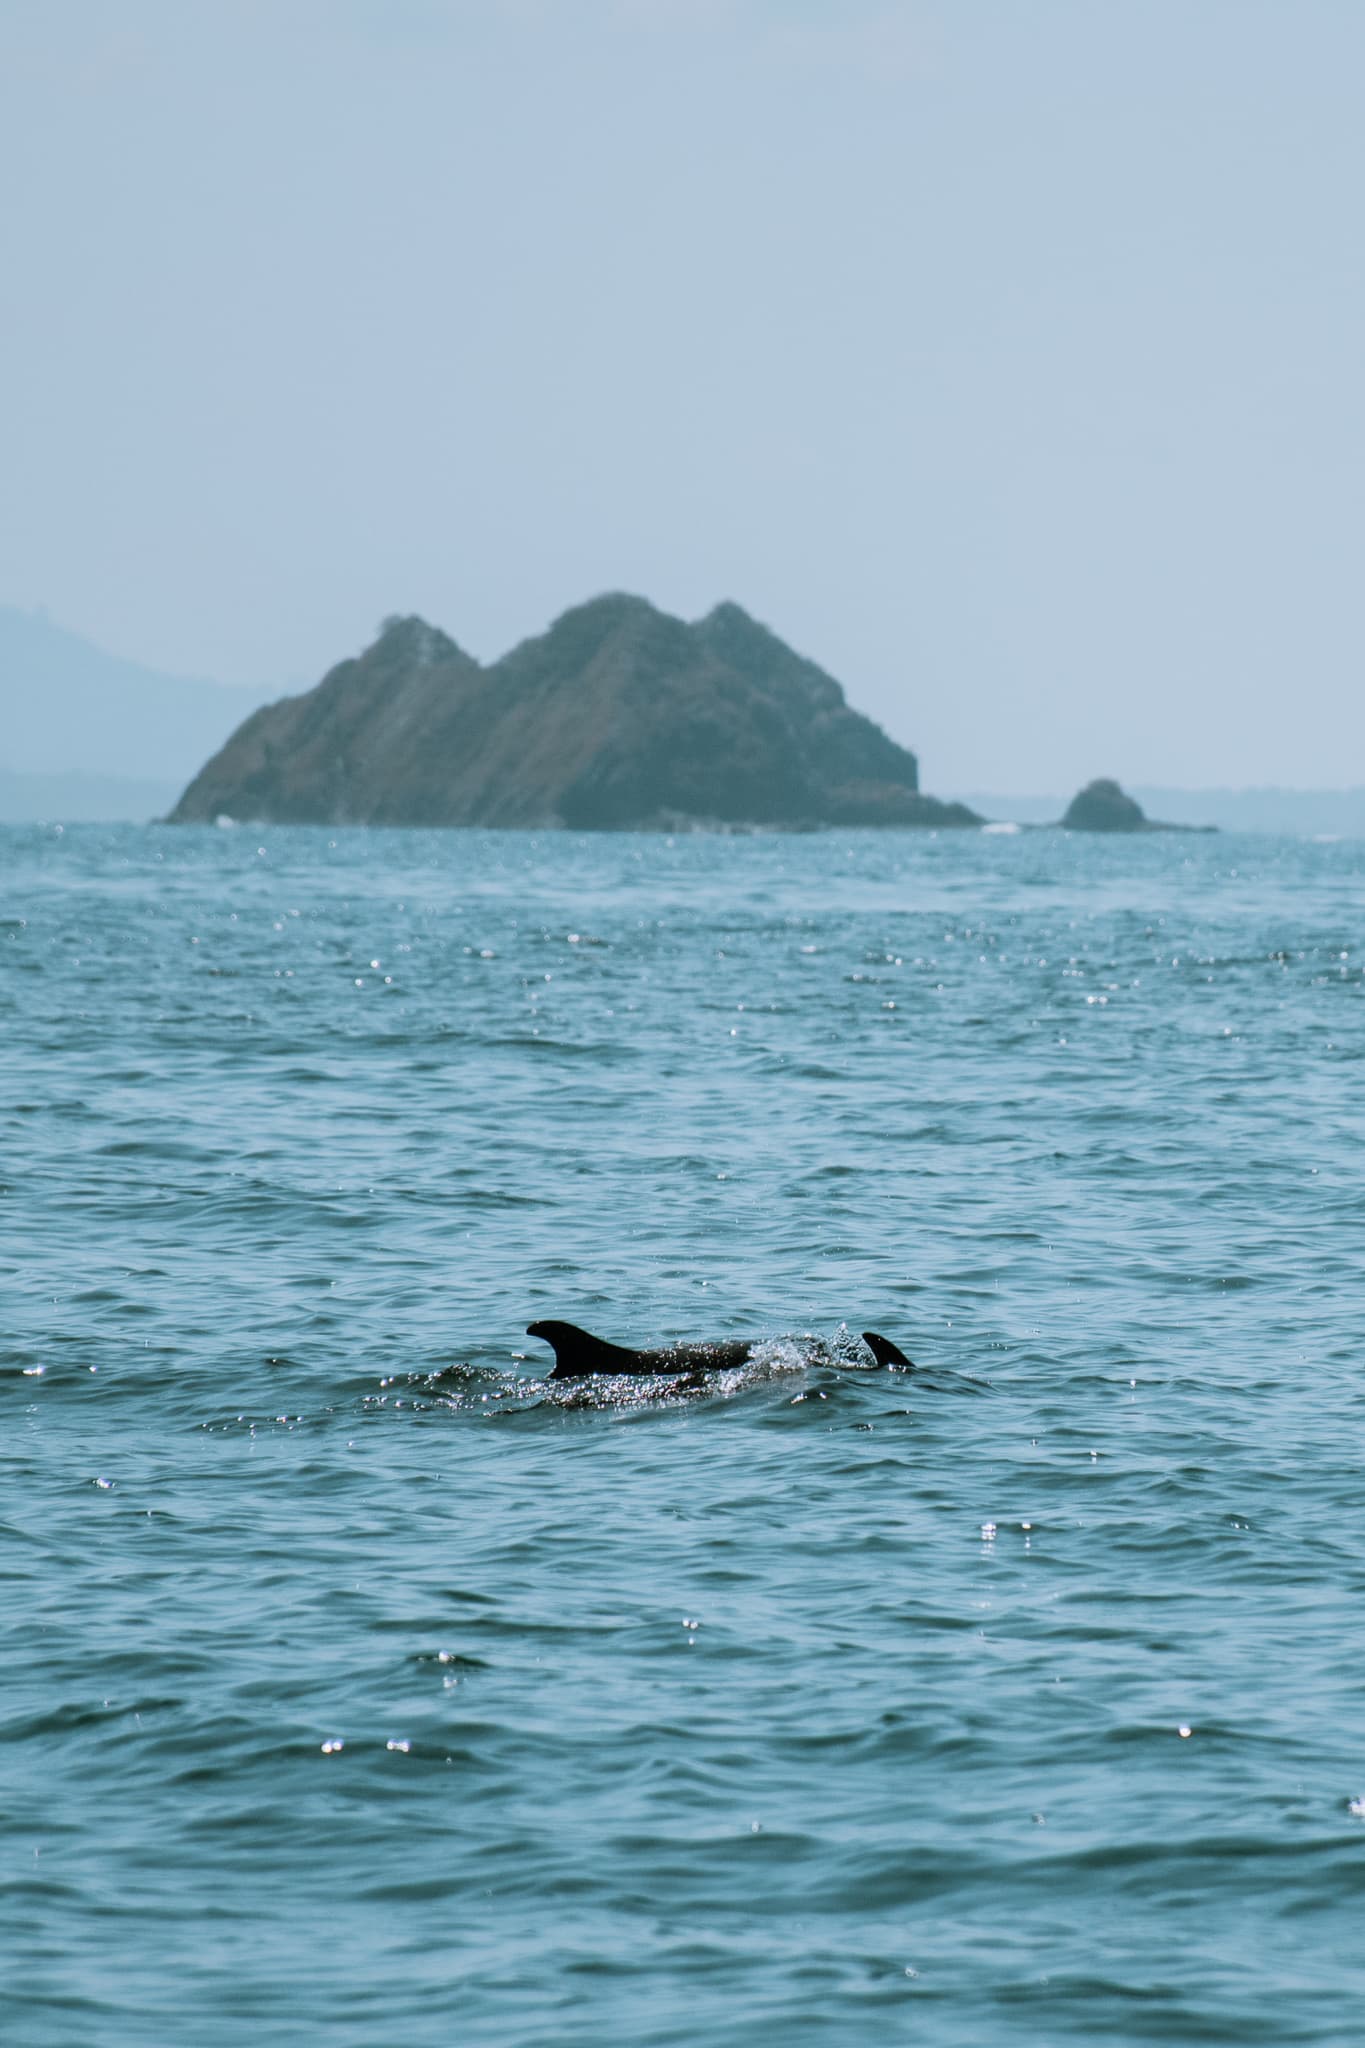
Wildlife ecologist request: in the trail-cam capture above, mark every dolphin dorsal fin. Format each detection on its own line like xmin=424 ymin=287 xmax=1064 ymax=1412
xmin=526 ymin=1320 xmax=639 ymax=1378
xmin=862 ymin=1330 xmax=914 ymax=1369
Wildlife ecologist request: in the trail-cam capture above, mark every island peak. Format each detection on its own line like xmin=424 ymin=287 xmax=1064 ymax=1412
xmin=374 ymin=614 xmax=467 ymax=666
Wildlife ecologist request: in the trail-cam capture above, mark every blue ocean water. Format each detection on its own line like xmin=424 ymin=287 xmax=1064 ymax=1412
xmin=3 ymin=821 xmax=1364 ymax=2046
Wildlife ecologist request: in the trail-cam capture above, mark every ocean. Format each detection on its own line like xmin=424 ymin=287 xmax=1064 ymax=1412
xmin=4 ymin=821 xmax=1364 ymax=2046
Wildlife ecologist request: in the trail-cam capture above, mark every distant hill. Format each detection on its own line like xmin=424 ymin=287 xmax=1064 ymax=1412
xmin=0 ymin=767 xmax=180 ymax=823
xmin=0 ymin=606 xmax=274 ymax=792
xmin=170 ymin=595 xmax=980 ymax=831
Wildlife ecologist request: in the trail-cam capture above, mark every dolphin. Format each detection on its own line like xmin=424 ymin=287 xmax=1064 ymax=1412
xmin=861 ymin=1331 xmax=914 ymax=1368
xmin=525 ymin=1320 xmax=913 ymax=1380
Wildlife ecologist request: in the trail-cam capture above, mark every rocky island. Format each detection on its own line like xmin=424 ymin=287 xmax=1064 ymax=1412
xmin=1061 ymin=778 xmax=1150 ymax=830
xmin=1060 ymin=778 xmax=1214 ymax=832
xmin=168 ymin=595 xmax=980 ymax=832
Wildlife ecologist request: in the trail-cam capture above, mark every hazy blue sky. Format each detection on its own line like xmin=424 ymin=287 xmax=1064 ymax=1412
xmin=4 ymin=0 xmax=1363 ymax=789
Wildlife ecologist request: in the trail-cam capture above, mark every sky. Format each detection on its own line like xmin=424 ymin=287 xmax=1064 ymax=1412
xmin=3 ymin=0 xmax=1363 ymax=791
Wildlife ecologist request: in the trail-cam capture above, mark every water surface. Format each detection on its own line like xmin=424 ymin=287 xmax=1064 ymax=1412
xmin=4 ymin=823 xmax=1364 ymax=2044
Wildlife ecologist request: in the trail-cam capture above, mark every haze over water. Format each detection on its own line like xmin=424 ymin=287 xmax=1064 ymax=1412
xmin=5 ymin=821 xmax=1365 ymax=2045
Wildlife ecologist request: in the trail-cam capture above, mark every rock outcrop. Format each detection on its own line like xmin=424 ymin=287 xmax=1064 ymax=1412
xmin=169 ymin=596 xmax=980 ymax=831
xmin=1061 ymin=778 xmax=1151 ymax=830
xmin=1060 ymin=778 xmax=1214 ymax=832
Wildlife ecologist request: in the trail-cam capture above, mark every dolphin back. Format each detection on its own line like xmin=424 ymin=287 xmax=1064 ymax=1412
xmin=528 ymin=1319 xmax=915 ymax=1377
xmin=526 ymin=1320 xmax=644 ymax=1378
xmin=861 ymin=1330 xmax=915 ymax=1369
